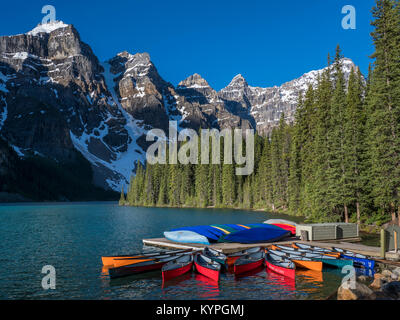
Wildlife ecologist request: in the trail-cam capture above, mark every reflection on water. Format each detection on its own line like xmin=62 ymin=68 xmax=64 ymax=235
xmin=265 ymin=269 xmax=296 ymax=291
xmin=194 ymin=274 xmax=220 ymax=299
xmin=0 ymin=202 xmax=345 ymax=300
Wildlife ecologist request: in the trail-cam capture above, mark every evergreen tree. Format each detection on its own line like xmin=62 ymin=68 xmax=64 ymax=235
xmin=367 ymin=0 xmax=400 ymax=223
xmin=119 ymin=185 xmax=126 ymax=206
xmin=343 ymin=69 xmax=367 ymax=225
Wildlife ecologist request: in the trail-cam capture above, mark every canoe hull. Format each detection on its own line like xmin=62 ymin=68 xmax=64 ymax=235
xmin=265 ymin=260 xmax=296 ymax=280
xmin=162 ymin=262 xmax=193 ymax=282
xmin=109 ymin=261 xmax=166 ymax=279
xmin=194 ymin=261 xmax=220 ymax=282
xmin=342 ymin=255 xmax=375 ymax=269
xmin=292 ymin=260 xmax=323 ymax=272
xmin=234 ymin=259 xmax=264 ymax=275
xmin=112 ymin=258 xmax=153 ymax=268
xmin=317 ymin=258 xmax=353 ymax=269
xmin=102 ymin=249 xmax=191 ymax=266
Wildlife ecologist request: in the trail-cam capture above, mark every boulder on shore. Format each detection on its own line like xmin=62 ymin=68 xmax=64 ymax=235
xmin=337 ymin=282 xmax=375 ymax=300
xmin=382 ymin=281 xmax=400 ymax=299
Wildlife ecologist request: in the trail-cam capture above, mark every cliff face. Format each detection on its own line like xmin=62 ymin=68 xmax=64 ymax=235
xmin=0 ymin=21 xmax=359 ymax=192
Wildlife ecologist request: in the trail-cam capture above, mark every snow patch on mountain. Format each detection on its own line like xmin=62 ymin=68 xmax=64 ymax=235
xmin=27 ymin=21 xmax=69 ymax=36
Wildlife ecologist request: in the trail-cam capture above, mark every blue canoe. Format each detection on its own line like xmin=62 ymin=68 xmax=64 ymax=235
xmin=218 ymin=225 xmax=291 ymax=244
xmin=332 ymin=247 xmax=375 ymax=269
xmin=342 ymin=255 xmax=375 ymax=269
xmin=164 ymin=230 xmax=210 ymax=245
xmin=167 ymin=223 xmax=291 ymax=244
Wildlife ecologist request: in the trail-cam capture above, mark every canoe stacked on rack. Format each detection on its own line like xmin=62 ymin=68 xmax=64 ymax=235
xmin=164 ymin=223 xmax=292 ymax=245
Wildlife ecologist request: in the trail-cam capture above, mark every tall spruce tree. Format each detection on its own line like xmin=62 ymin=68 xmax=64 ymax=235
xmin=367 ymin=0 xmax=400 ymax=223
xmin=343 ymin=69 xmax=367 ymax=225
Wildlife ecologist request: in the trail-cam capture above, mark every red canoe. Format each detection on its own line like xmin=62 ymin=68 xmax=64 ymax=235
xmin=226 ymin=247 xmax=262 ymax=267
xmin=194 ymin=254 xmax=221 ymax=282
xmin=270 ymin=223 xmax=296 ymax=235
xmin=162 ymin=254 xmax=193 ymax=282
xmin=234 ymin=251 xmax=265 ymax=275
xmin=265 ymin=252 xmax=296 ymax=280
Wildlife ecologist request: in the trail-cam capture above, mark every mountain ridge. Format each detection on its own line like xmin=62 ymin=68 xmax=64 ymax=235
xmin=0 ymin=21 xmax=359 ymax=193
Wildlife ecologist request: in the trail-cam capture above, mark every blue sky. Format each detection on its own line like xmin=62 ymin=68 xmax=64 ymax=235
xmin=0 ymin=0 xmax=376 ymax=90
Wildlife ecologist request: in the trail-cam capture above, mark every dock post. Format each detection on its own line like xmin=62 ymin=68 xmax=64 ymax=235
xmin=380 ymin=229 xmax=386 ymax=258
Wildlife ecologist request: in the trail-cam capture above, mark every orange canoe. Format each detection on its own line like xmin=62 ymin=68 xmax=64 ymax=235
xmin=102 ymin=249 xmax=192 ymax=266
xmin=111 ymin=258 xmax=154 ymax=268
xmin=292 ymin=259 xmax=323 ymax=272
xmin=102 ymin=255 xmax=145 ymax=266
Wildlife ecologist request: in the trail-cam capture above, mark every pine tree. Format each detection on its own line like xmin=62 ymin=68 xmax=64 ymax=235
xmin=327 ymin=45 xmax=349 ymax=222
xmin=343 ymin=69 xmax=367 ymax=225
xmin=222 ymin=163 xmax=235 ymax=207
xmin=119 ymin=185 xmax=126 ymax=205
xmin=367 ymin=0 xmax=400 ymax=223
xmin=288 ymin=93 xmax=303 ymax=215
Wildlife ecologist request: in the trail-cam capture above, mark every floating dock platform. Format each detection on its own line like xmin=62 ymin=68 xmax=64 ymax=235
xmin=142 ymin=237 xmax=400 ymax=261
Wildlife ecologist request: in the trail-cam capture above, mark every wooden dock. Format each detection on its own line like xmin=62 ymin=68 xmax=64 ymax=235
xmin=142 ymin=237 xmax=400 ymax=261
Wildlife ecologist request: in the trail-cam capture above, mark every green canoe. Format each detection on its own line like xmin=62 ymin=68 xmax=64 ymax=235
xmin=316 ymin=257 xmax=354 ymax=269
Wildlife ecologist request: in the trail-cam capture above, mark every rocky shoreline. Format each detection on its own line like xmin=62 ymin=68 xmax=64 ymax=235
xmin=337 ymin=265 xmax=400 ymax=300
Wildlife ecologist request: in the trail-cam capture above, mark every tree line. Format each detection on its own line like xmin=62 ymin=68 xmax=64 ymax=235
xmin=121 ymin=0 xmax=400 ymax=227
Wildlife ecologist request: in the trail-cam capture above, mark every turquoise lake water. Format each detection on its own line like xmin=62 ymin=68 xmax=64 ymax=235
xmin=0 ymin=202 xmax=355 ymax=300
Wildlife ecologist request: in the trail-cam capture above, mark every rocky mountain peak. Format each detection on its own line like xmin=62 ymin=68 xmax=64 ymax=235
xmin=178 ymin=73 xmax=210 ymax=89
xmin=26 ymin=21 xmax=70 ymax=36
xmin=225 ymin=74 xmax=248 ymax=89
xmin=0 ymin=22 xmax=363 ymax=193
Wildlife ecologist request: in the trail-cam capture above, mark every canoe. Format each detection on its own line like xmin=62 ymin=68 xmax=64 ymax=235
xmin=331 ymin=247 xmax=375 ymax=269
xmin=233 ymin=251 xmax=265 ymax=275
xmin=271 ymin=223 xmax=296 ymax=235
xmin=263 ymin=219 xmax=297 ymax=226
xmin=108 ymin=253 xmax=189 ymax=279
xmin=218 ymin=225 xmax=291 ymax=244
xmin=316 ymin=257 xmax=353 ymax=269
xmin=270 ymin=245 xmax=353 ymax=269
xmin=263 ymin=219 xmax=297 ymax=235
xmin=293 ymin=242 xmax=332 ymax=253
xmin=194 ymin=254 xmax=221 ymax=282
xmin=102 ymin=249 xmax=191 ymax=266
xmin=341 ymin=254 xmax=375 ymax=269
xmin=164 ymin=230 xmax=210 ymax=245
xmin=273 ymin=244 xmax=340 ymax=258
xmin=203 ymin=247 xmax=227 ymax=266
xmin=292 ymin=243 xmax=341 ymax=258
xmin=270 ymin=245 xmax=324 ymax=259
xmin=162 ymin=254 xmax=194 ymax=282
xmin=265 ymin=252 xmax=296 ymax=279
xmin=226 ymin=247 xmax=262 ymax=267
xmin=268 ymin=249 xmax=322 ymax=272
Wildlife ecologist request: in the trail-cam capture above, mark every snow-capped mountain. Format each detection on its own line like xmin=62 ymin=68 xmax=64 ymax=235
xmin=0 ymin=22 xmax=358 ymax=192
